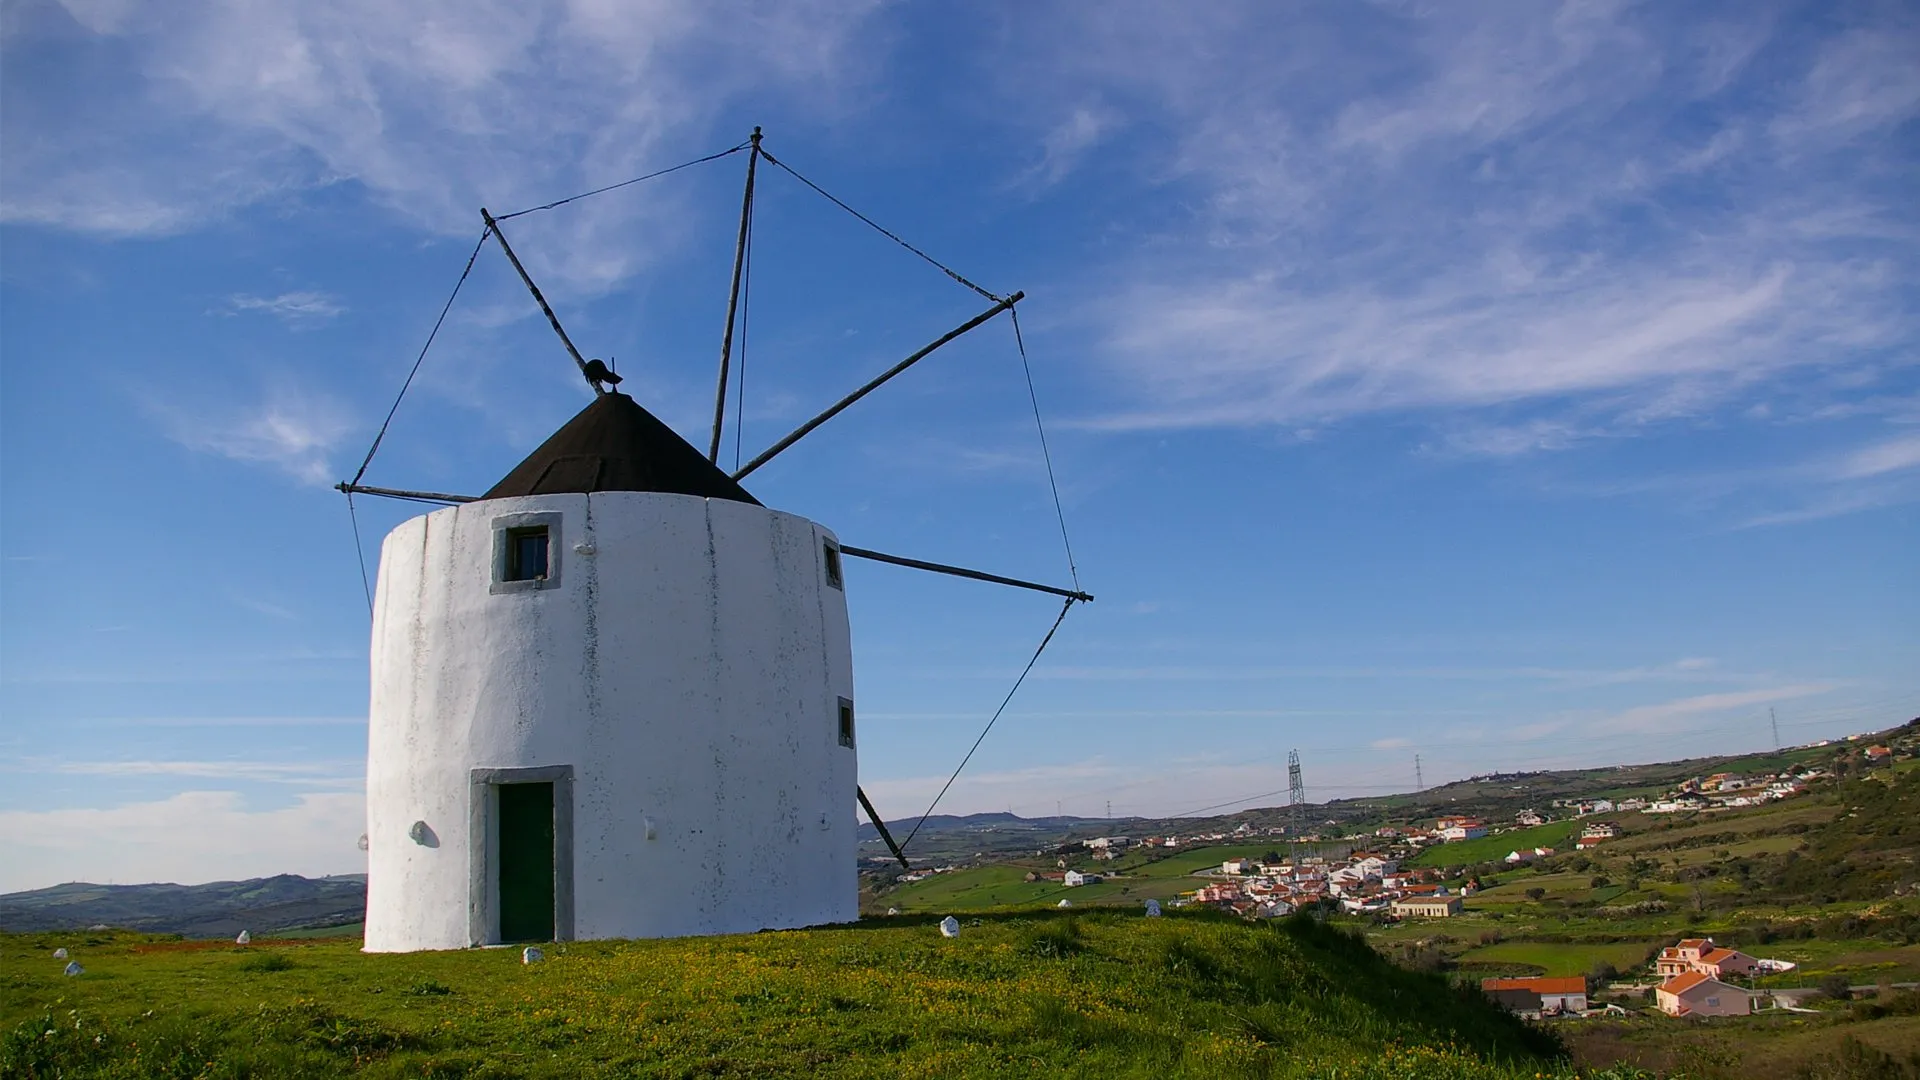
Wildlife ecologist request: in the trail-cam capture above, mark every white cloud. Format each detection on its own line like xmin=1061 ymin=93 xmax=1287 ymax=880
xmin=0 ymin=790 xmax=366 ymax=893
xmin=1832 ymin=432 xmax=1920 ymax=480
xmin=223 ymin=290 xmax=345 ymax=327
xmin=988 ymin=3 xmax=1917 ymax=453
xmin=39 ymin=759 xmax=361 ymax=783
xmin=149 ymin=386 xmax=353 ymax=485
xmin=1602 ymin=684 xmax=1835 ymax=734
xmin=1020 ymin=105 xmax=1119 ymax=188
xmin=3 ymin=0 xmax=883 ymax=289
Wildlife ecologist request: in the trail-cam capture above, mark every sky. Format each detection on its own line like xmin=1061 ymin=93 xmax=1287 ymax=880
xmin=1 ymin=0 xmax=1916 ymax=893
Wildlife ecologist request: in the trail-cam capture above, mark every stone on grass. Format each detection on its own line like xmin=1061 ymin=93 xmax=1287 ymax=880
xmin=1144 ymin=899 xmax=1161 ymax=917
xmin=53 ymin=948 xmax=68 ymax=959
xmin=886 ymin=907 xmax=899 ymax=916
xmin=64 ymin=961 xmax=83 ymax=977
xmin=939 ymin=916 xmax=960 ymax=938
xmin=522 ymin=946 xmax=544 ymax=964
xmin=235 ymin=930 xmax=251 ymax=945
xmin=1057 ymin=899 xmax=1072 ymax=908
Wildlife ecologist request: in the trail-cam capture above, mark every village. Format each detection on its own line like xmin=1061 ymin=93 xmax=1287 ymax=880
xmin=881 ymin=751 xmax=1894 ymax=1029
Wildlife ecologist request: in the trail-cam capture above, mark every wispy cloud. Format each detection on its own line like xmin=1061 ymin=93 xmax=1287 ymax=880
xmin=221 ymin=290 xmax=345 ymax=327
xmin=1 ymin=0 xmax=884 ymax=290
xmin=1603 ymin=684 xmax=1836 ymax=734
xmin=149 ymin=386 xmax=353 ymax=485
xmin=1831 ymin=432 xmax=1920 ymax=481
xmin=1019 ymin=105 xmax=1119 ymax=188
xmin=28 ymin=758 xmax=362 ymax=784
xmin=997 ymin=3 xmax=1917 ymax=469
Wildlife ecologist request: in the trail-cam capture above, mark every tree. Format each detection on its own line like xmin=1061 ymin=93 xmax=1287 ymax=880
xmin=1590 ymin=876 xmax=1612 ymax=889
xmin=1525 ymin=887 xmax=1547 ymax=901
xmin=1819 ymin=973 xmax=1853 ymax=1001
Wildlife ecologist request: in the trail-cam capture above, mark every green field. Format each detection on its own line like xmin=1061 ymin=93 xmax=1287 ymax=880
xmin=3 ymin=912 xmax=1584 ymax=1079
xmin=1457 ymin=940 xmax=1662 ymax=978
xmin=1408 ymin=820 xmax=1580 ymax=868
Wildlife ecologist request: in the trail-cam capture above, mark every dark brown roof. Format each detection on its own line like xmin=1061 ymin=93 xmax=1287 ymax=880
xmin=482 ymin=392 xmax=761 ymax=505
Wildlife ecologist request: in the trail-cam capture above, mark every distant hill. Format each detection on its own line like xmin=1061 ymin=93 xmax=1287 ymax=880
xmin=856 ymin=811 xmax=1100 ymax=842
xmin=0 ymin=874 xmax=365 ymax=939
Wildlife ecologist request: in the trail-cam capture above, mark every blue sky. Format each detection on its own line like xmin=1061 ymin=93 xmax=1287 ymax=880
xmin=1 ymin=0 xmax=1915 ymax=892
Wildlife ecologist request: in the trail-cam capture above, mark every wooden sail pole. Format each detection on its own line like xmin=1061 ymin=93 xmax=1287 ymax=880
xmin=480 ymin=207 xmax=601 ymax=394
xmin=709 ymin=127 xmax=763 ymax=463
xmin=731 ymin=292 xmax=1023 ymax=480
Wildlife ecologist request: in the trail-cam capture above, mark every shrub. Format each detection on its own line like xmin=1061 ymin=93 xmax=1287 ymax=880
xmin=1525 ymin=888 xmax=1546 ymax=901
xmin=1819 ymin=972 xmax=1854 ymax=1001
xmin=237 ymin=952 xmax=296 ymax=973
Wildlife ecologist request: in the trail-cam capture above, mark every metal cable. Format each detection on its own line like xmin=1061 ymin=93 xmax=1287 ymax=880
xmin=900 ymin=596 xmax=1078 ymax=853
xmin=347 ymin=492 xmax=374 ymax=618
xmin=1011 ymin=307 xmax=1081 ymax=592
xmin=348 ymin=226 xmax=492 ymax=488
xmin=758 ymin=148 xmax=1002 ymax=303
xmin=495 ymin=143 xmax=749 ymax=220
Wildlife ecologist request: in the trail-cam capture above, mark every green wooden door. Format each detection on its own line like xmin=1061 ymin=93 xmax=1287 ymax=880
xmin=498 ymin=782 xmax=555 ymax=942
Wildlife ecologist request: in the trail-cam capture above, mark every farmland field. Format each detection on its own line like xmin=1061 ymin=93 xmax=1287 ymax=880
xmin=1407 ymin=821 xmax=1580 ymax=868
xmin=1456 ymin=940 xmax=1662 ymax=977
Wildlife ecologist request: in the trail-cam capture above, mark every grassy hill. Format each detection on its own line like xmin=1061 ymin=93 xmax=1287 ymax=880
xmin=0 ymin=874 xmax=366 ymax=939
xmin=0 ymin=910 xmax=1595 ymax=1079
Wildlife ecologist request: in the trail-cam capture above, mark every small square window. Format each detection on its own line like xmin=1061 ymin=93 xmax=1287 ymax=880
xmin=837 ymin=697 xmax=855 ymax=749
xmin=505 ymin=527 xmax=550 ymax=582
xmin=490 ymin=512 xmax=561 ymax=594
xmin=823 ymin=541 xmax=843 ymax=590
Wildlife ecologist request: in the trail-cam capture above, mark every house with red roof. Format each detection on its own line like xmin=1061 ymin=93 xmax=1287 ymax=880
xmin=1656 ymin=937 xmax=1759 ymax=979
xmin=1481 ymin=976 xmax=1588 ymax=1016
xmin=1657 ymin=971 xmax=1753 ymax=1017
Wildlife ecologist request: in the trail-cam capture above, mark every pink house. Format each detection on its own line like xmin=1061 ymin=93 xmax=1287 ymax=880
xmin=1657 ymin=971 xmax=1753 ymax=1017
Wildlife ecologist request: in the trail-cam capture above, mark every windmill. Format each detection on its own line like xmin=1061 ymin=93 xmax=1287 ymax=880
xmin=338 ymin=130 xmax=1090 ymax=952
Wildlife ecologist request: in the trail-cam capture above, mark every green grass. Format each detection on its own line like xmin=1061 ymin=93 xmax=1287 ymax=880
xmin=1 ymin=913 xmax=1598 ymax=1079
xmin=1456 ymin=940 xmax=1662 ymax=978
xmin=1409 ymin=821 xmax=1581 ymax=868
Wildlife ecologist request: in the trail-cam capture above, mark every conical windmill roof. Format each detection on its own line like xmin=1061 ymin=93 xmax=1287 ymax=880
xmin=482 ymin=391 xmax=761 ymax=505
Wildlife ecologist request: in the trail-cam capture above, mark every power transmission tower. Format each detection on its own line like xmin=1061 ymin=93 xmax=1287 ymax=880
xmin=1770 ymin=708 xmax=1781 ymax=750
xmin=1415 ymin=754 xmax=1424 ymax=792
xmin=1287 ymin=749 xmax=1306 ymax=844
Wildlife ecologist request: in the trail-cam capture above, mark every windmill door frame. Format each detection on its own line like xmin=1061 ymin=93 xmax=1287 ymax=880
xmin=469 ymin=764 xmax=575 ymax=946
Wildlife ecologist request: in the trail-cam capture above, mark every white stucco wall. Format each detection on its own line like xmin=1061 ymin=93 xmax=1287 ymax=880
xmin=363 ymin=491 xmax=857 ymax=952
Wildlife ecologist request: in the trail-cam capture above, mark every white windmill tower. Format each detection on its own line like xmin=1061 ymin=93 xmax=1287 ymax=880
xmin=344 ymin=130 xmax=1088 ymax=953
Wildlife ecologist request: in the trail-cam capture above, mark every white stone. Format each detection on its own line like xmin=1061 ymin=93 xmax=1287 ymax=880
xmin=64 ymin=961 xmax=83 ymax=976
xmin=939 ymin=916 xmax=960 ymax=938
xmin=886 ymin=907 xmax=899 ymax=916
xmin=1144 ymin=899 xmax=1161 ymax=917
xmin=1057 ymin=899 xmax=1072 ymax=908
xmin=522 ymin=946 xmax=544 ymax=964
xmin=52 ymin=948 xmax=67 ymax=959
xmin=363 ymin=492 xmax=857 ymax=952
xmin=235 ymin=930 xmax=250 ymax=945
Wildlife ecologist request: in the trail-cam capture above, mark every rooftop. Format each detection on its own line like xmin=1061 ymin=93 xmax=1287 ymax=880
xmin=484 ymin=391 xmax=762 ymax=505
